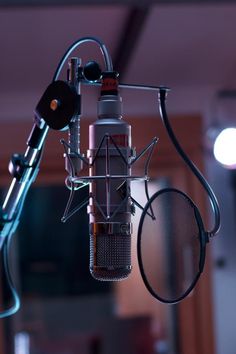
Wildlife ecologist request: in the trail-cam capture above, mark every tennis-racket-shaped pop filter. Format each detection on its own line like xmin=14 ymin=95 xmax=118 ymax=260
xmin=137 ymin=188 xmax=207 ymax=303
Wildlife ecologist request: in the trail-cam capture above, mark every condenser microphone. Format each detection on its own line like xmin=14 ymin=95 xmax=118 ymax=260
xmin=87 ymin=72 xmax=133 ymax=281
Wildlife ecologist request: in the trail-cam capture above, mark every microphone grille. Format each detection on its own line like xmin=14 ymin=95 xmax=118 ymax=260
xmin=90 ymin=232 xmax=131 ymax=281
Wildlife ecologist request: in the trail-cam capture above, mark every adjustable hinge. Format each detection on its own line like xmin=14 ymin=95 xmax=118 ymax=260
xmin=8 ymin=153 xmax=29 ymax=181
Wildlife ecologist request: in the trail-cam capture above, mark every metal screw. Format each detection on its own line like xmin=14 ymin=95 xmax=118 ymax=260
xmin=50 ymin=99 xmax=60 ymax=111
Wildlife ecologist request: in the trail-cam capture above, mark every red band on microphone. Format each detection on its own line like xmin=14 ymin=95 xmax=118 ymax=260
xmin=100 ymin=72 xmax=119 ymax=96
xmin=101 ymin=78 xmax=118 ymax=93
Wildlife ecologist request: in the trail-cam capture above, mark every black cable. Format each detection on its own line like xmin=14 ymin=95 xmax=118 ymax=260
xmin=53 ymin=37 xmax=113 ymax=82
xmin=158 ymin=88 xmax=220 ymax=238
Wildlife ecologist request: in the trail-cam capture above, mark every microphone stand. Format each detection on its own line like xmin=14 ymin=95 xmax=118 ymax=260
xmin=0 ymin=121 xmax=48 ymax=249
xmin=0 ymin=119 xmax=48 ymax=316
xmin=0 ymin=77 xmax=81 ymax=318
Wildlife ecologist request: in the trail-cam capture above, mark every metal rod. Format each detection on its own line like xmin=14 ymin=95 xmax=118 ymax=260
xmin=131 ymin=137 xmax=158 ymax=166
xmin=71 ymin=175 xmax=149 ymax=181
xmin=105 ymin=135 xmax=111 ymax=219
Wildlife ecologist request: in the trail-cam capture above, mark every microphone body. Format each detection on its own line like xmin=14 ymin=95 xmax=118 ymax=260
xmin=88 ymin=84 xmax=133 ymax=281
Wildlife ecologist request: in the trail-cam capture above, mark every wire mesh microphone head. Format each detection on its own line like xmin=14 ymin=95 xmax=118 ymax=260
xmin=89 ymin=222 xmax=132 ymax=281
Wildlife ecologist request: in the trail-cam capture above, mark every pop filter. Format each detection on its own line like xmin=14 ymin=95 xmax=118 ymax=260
xmin=137 ymin=188 xmax=207 ymax=303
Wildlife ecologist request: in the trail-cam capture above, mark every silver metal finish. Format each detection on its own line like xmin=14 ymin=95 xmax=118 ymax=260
xmin=61 ymin=92 xmax=158 ymax=281
xmin=88 ymin=119 xmax=132 ymax=224
xmin=72 ymin=175 xmax=148 ymax=181
xmin=88 ymin=91 xmax=133 ymax=280
xmin=98 ymin=95 xmax=123 ymax=118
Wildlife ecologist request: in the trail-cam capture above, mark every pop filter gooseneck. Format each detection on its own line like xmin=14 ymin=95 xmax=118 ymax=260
xmin=137 ymin=88 xmax=220 ymax=303
xmin=158 ymin=88 xmax=220 ymax=238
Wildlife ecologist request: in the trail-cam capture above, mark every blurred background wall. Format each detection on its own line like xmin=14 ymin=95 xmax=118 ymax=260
xmin=0 ymin=2 xmax=236 ymax=354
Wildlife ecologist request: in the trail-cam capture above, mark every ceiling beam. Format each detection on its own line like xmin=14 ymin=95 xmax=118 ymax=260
xmin=113 ymin=6 xmax=150 ymax=79
xmin=0 ymin=0 xmax=236 ymax=6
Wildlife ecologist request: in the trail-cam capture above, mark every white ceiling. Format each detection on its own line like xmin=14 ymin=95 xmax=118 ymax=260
xmin=1 ymin=3 xmax=236 ymax=123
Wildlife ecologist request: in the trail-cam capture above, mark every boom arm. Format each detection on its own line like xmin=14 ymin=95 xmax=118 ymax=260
xmin=0 ymin=121 xmax=48 ymax=249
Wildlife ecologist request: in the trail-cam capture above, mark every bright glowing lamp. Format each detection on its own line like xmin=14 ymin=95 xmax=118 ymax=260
xmin=213 ymin=127 xmax=236 ymax=168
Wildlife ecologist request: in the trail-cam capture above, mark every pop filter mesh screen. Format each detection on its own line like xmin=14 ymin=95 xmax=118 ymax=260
xmin=139 ymin=189 xmax=201 ymax=302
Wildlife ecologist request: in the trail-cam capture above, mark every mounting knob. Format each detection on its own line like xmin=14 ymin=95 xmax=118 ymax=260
xmin=35 ymin=80 xmax=80 ymax=131
xmin=83 ymin=61 xmax=102 ymax=82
